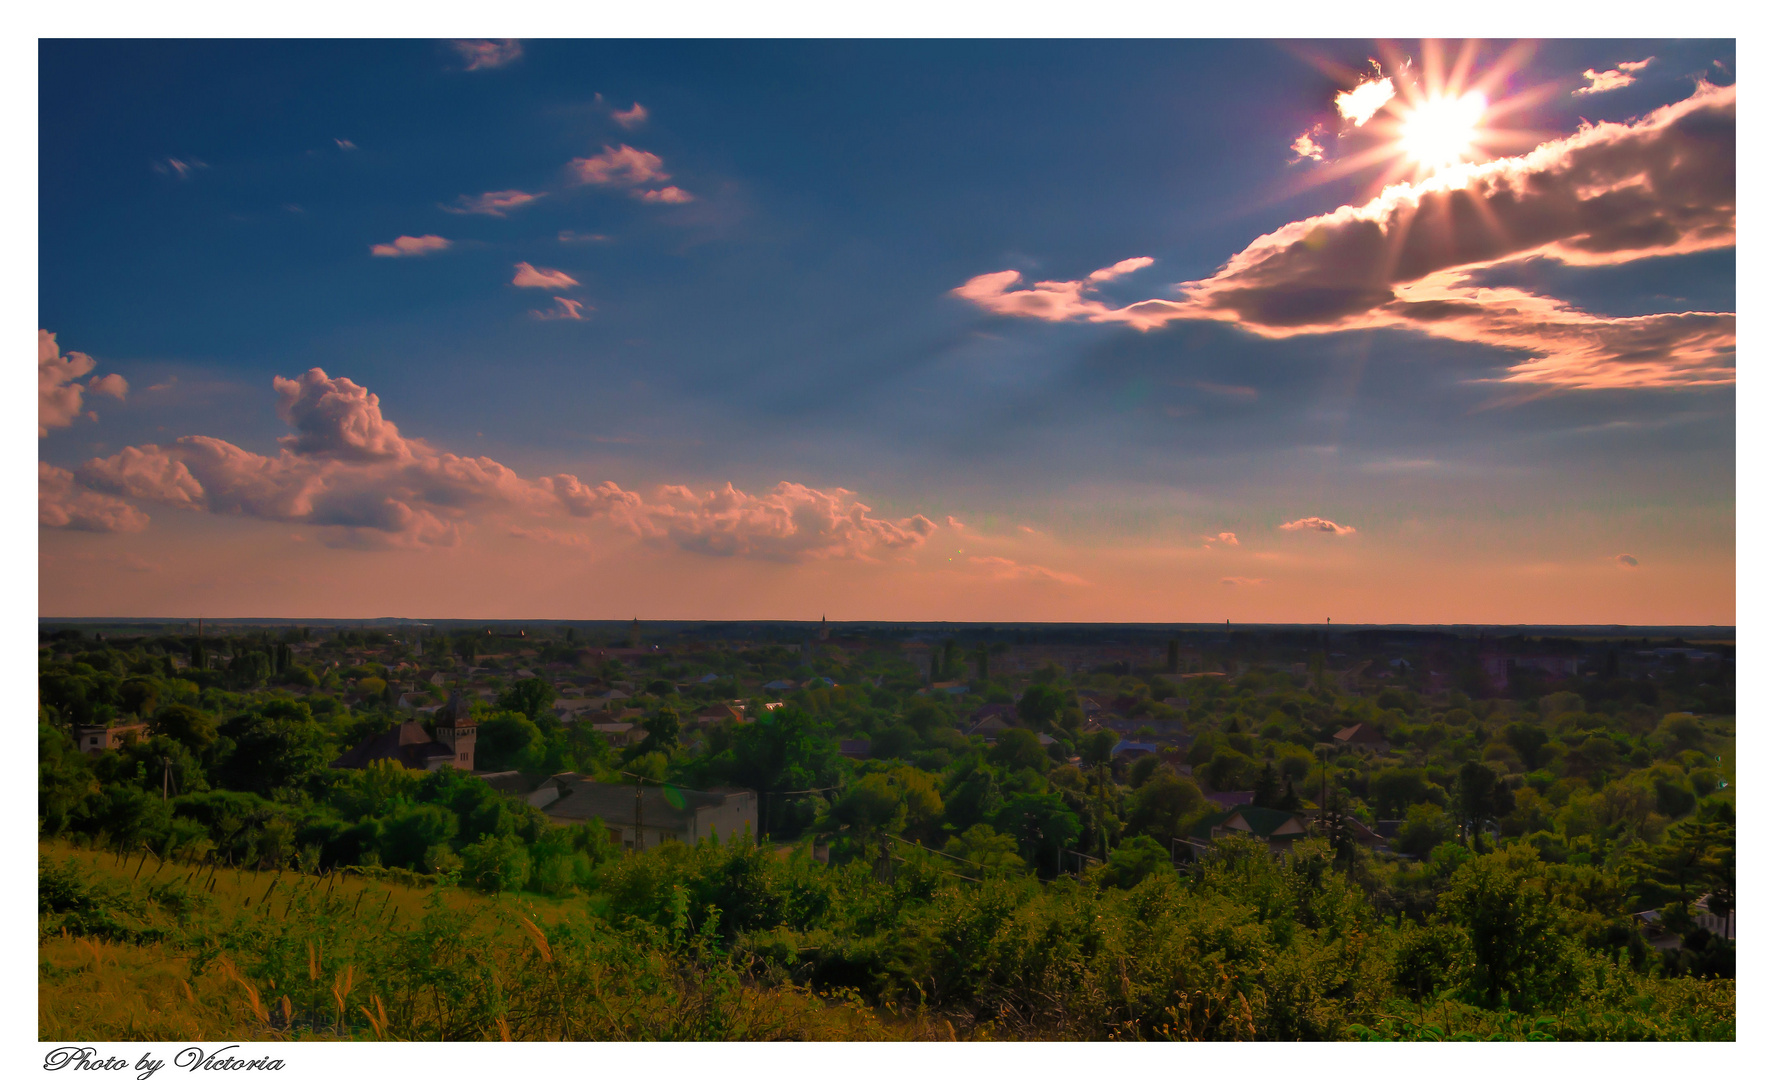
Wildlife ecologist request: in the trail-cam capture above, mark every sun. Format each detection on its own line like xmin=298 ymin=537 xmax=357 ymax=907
xmin=1396 ymin=90 xmax=1488 ymax=171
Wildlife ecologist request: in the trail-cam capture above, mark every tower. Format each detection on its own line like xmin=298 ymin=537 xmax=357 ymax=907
xmin=818 ymin=615 xmax=829 ymax=642
xmin=432 ymin=690 xmax=477 ymax=771
xmin=629 ymin=617 xmax=641 ymax=649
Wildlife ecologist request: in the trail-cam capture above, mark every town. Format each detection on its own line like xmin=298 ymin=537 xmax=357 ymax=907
xmin=39 ymin=617 xmax=1735 ymax=1040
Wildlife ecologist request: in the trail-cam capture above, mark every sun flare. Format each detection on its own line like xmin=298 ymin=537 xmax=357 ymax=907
xmin=1397 ymin=90 xmax=1487 ymax=170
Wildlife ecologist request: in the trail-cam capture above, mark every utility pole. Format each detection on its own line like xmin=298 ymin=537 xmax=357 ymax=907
xmin=634 ymin=780 xmax=644 ymax=853
xmin=1096 ymin=762 xmax=1109 ymax=863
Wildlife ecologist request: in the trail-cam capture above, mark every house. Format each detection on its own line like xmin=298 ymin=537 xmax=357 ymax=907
xmin=551 ymin=698 xmax=601 ymax=723
xmin=762 ymin=679 xmax=799 ymax=691
xmin=694 ymin=703 xmax=746 ymax=727
xmin=838 ymin=738 xmax=871 ymax=759
xmin=968 ymin=715 xmax=1013 ymax=738
xmin=588 ymin=722 xmax=646 ymax=747
xmin=73 ymin=720 xmax=149 ymax=756
xmin=805 ymin=676 xmax=839 ymax=689
xmin=332 ymin=707 xmax=476 ymax=772
xmin=972 ymin=703 xmax=1016 ymax=725
xmin=1190 ymin=806 xmax=1310 ymax=853
xmin=1332 ymin=723 xmax=1391 ymax=754
xmin=542 ymin=781 xmax=758 ymax=850
xmin=1112 ymin=740 xmax=1158 ymax=762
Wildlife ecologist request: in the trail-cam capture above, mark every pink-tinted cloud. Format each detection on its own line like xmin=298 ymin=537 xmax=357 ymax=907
xmin=1335 ymin=76 xmax=1395 ymax=126
xmin=1290 ymin=129 xmax=1325 ymax=162
xmin=569 ymin=144 xmax=669 ymax=187
xmin=61 ymin=368 xmax=935 ymax=561
xmin=451 ymin=39 xmax=522 ymax=71
xmin=1201 ymin=531 xmax=1239 ymax=548
xmin=40 ymin=330 xmax=96 ymax=435
xmin=153 ymin=158 xmax=207 ymax=180
xmin=953 ymin=83 xmax=1736 ymax=389
xmin=371 ymin=234 xmax=451 ymax=258
xmin=1615 ymin=553 xmax=1640 ymax=568
xmin=512 ymin=262 xmax=579 ymax=289
xmin=1280 ymin=517 xmax=1356 ymax=536
xmin=1221 ymin=576 xmax=1267 ymax=586
xmin=637 ymin=186 xmax=694 ymax=204
xmin=953 ymin=256 xmax=1157 ymax=324
xmin=532 ymin=297 xmax=587 ymax=320
xmin=39 ymin=463 xmax=148 ymax=533
xmin=969 ymin=555 xmax=1088 ymax=585
xmin=558 ymin=230 xmax=611 ymax=244
xmin=40 ymin=330 xmax=128 ymax=436
xmin=88 ymin=373 xmax=129 ymax=400
xmin=335 ymin=138 xmax=357 ymax=151
xmin=1575 ymin=58 xmax=1652 ymax=96
xmin=445 ymin=190 xmax=544 ymax=217
xmin=273 ymin=368 xmax=414 ymax=462
xmin=613 ymin=102 xmax=649 ymax=129
xmin=510 ymin=525 xmax=594 ymax=549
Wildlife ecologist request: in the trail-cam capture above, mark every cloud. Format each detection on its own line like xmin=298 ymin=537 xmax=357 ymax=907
xmin=969 ymin=555 xmax=1088 ymax=585
xmin=370 ymin=234 xmax=451 ymax=258
xmin=558 ymin=230 xmax=611 ymax=244
xmin=88 ymin=373 xmax=129 ymax=400
xmin=637 ymin=186 xmax=694 ymax=204
xmin=1614 ymin=553 xmax=1640 ymax=568
xmin=272 ymin=368 xmax=414 ymax=462
xmin=954 ymin=83 xmax=1736 ymax=389
xmin=1335 ymin=76 xmax=1395 ymax=127
xmin=510 ymin=525 xmax=594 ymax=549
xmin=569 ymin=144 xmax=669 ymax=187
xmin=1575 ymin=58 xmax=1653 ymax=96
xmin=445 ymin=190 xmax=543 ymax=217
xmin=512 ymin=262 xmax=579 ymax=289
xmin=953 ymin=256 xmax=1155 ymax=323
xmin=335 ymin=138 xmax=357 ymax=151
xmin=61 ymin=368 xmax=934 ymax=560
xmin=40 ymin=330 xmax=129 ymax=436
xmin=532 ymin=297 xmax=587 ymax=320
xmin=1221 ymin=576 xmax=1267 ymax=586
xmin=613 ymin=102 xmax=649 ymax=129
xmin=39 ymin=463 xmax=148 ymax=533
xmin=1279 ymin=516 xmax=1356 ymax=536
xmin=451 ymin=39 xmax=522 ymax=71
xmin=153 ymin=158 xmax=207 ymax=180
xmin=1201 ymin=531 xmax=1239 ymax=548
xmin=1290 ymin=129 xmax=1325 ymax=162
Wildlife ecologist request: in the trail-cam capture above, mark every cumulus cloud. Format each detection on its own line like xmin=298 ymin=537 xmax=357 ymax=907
xmin=371 ymin=234 xmax=451 ymax=258
xmin=613 ymin=102 xmax=649 ymax=129
xmin=1290 ymin=129 xmax=1325 ymax=162
xmin=953 ymin=82 xmax=1736 ymax=389
xmin=40 ymin=463 xmax=148 ymax=532
xmin=335 ymin=138 xmax=357 ymax=151
xmin=451 ymin=39 xmax=522 ymax=71
xmin=1575 ymin=58 xmax=1653 ymax=96
xmin=445 ymin=190 xmax=543 ymax=217
xmin=1614 ymin=553 xmax=1640 ymax=568
xmin=570 ymin=144 xmax=669 ymax=187
xmin=558 ymin=230 xmax=611 ymax=244
xmin=637 ymin=186 xmax=694 ymax=204
xmin=1280 ymin=517 xmax=1356 ymax=536
xmin=969 ymin=555 xmax=1088 ymax=585
xmin=88 ymin=373 xmax=129 ymax=400
xmin=57 ymin=368 xmax=935 ymax=560
xmin=512 ymin=262 xmax=579 ymax=289
xmin=1201 ymin=531 xmax=1239 ymax=548
xmin=1221 ymin=576 xmax=1267 ymax=586
xmin=1335 ymin=76 xmax=1395 ymax=127
xmin=510 ymin=525 xmax=594 ymax=548
xmin=40 ymin=330 xmax=129 ymax=436
xmin=532 ymin=297 xmax=587 ymax=320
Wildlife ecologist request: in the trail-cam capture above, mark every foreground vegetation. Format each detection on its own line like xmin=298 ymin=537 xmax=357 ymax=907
xmin=40 ymin=623 xmax=1734 ymax=1040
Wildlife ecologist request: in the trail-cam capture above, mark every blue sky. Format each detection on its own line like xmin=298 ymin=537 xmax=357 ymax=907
xmin=38 ymin=39 xmax=1735 ymax=621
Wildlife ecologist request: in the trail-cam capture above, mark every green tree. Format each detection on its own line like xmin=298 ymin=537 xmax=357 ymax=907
xmin=942 ymin=823 xmax=1022 ymax=874
xmin=988 ymin=728 xmax=1048 ymax=774
xmin=148 ymin=703 xmax=216 ymax=751
xmin=1438 ymin=848 xmax=1573 ymax=1010
xmin=1016 ymin=684 xmax=1067 ymax=730
xmin=212 ymin=701 xmax=328 ymax=796
xmin=497 ymin=678 xmax=557 ymax=724
xmin=991 ymin=792 xmax=1081 ymax=875
xmin=1105 ymin=834 xmax=1173 ymax=888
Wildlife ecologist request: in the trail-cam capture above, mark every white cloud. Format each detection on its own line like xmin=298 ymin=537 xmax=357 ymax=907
xmin=40 ymin=330 xmax=128 ymax=436
xmin=532 ymin=297 xmax=588 ymax=320
xmin=569 ymin=144 xmax=669 ymax=187
xmin=39 ymin=463 xmax=148 ymax=533
xmin=1290 ymin=130 xmax=1325 ymax=162
xmin=1335 ymin=76 xmax=1395 ymax=127
xmin=1575 ymin=58 xmax=1654 ymax=96
xmin=637 ymin=186 xmax=694 ymax=204
xmin=88 ymin=373 xmax=129 ymax=400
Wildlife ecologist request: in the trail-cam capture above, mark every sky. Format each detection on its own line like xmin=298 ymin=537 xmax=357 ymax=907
xmin=37 ymin=38 xmax=1736 ymax=623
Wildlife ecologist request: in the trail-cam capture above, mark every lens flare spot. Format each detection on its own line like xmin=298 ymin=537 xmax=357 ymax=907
xmin=1398 ymin=91 xmax=1488 ymax=170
